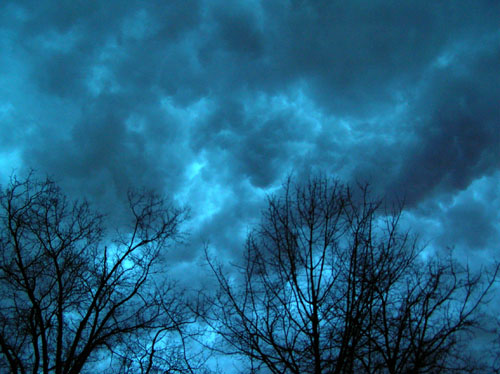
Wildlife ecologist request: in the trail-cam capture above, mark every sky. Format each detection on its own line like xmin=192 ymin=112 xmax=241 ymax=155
xmin=0 ymin=0 xmax=499 ymax=279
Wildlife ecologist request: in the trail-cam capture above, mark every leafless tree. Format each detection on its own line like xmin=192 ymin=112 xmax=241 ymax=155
xmin=201 ymin=175 xmax=498 ymax=374
xmin=0 ymin=173 xmax=197 ymax=374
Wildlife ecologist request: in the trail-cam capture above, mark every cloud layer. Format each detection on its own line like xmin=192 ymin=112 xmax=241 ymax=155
xmin=0 ymin=0 xmax=498 ymax=264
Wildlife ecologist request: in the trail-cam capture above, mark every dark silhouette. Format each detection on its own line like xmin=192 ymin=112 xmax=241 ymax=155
xmin=0 ymin=173 xmax=198 ymax=374
xmin=201 ymin=176 xmax=498 ymax=374
xmin=1 ymin=173 xmax=498 ymax=373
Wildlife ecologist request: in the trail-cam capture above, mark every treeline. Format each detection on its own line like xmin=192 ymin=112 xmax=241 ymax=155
xmin=0 ymin=173 xmax=498 ymax=373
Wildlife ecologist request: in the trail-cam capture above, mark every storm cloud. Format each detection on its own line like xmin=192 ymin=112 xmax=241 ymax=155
xmin=0 ymin=0 xmax=498 ymax=264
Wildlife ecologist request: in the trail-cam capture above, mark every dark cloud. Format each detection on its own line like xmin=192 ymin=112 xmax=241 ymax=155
xmin=0 ymin=0 xmax=498 ymax=266
xmin=407 ymin=171 xmax=500 ymax=255
xmin=391 ymin=42 xmax=500 ymax=205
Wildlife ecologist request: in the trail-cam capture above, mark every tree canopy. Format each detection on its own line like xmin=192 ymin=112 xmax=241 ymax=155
xmin=0 ymin=173 xmax=498 ymax=373
xmin=201 ymin=176 xmax=499 ymax=374
xmin=0 ymin=173 xmax=201 ymax=374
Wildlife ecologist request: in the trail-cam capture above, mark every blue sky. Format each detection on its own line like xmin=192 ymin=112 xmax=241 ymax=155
xmin=0 ymin=0 xmax=499 ymax=276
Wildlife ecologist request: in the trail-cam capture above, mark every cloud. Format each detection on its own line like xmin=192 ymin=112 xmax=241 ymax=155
xmin=391 ymin=40 xmax=500 ymax=205
xmin=0 ymin=0 xmax=498 ymax=263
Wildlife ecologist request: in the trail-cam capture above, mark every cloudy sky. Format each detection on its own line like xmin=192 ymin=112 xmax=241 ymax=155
xmin=0 ymin=0 xmax=498 ymax=273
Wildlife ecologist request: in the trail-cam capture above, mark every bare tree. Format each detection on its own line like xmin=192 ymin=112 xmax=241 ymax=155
xmin=0 ymin=173 xmax=195 ymax=374
xmin=354 ymin=234 xmax=497 ymax=374
xmin=201 ymin=175 xmax=498 ymax=374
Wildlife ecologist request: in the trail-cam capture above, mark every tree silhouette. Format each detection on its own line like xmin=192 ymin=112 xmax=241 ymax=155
xmin=0 ymin=173 xmax=196 ymax=374
xmin=202 ymin=176 xmax=498 ymax=374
